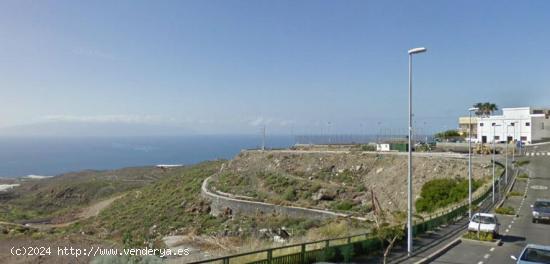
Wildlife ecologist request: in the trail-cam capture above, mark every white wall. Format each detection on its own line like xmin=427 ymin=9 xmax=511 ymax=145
xmin=477 ymin=108 xmax=532 ymax=143
xmin=531 ymin=115 xmax=550 ymax=142
xmin=377 ymin=144 xmax=390 ymax=151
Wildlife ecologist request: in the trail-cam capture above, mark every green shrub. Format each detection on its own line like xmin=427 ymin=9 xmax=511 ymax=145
xmin=515 ymin=160 xmax=530 ymax=167
xmin=517 ymin=173 xmax=529 ymax=179
xmin=495 ymin=206 xmax=515 ymax=215
xmin=282 ymin=187 xmax=298 ymax=201
xmin=416 ymin=178 xmax=481 ymax=213
xmin=507 ymin=191 xmax=522 ymax=197
xmin=361 ymin=145 xmax=376 ymax=151
xmin=463 ymin=231 xmax=494 ymax=242
xmin=331 ymin=200 xmax=354 ymax=211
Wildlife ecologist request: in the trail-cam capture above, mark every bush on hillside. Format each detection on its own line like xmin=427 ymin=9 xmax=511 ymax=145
xmin=416 ymin=178 xmax=481 ymax=213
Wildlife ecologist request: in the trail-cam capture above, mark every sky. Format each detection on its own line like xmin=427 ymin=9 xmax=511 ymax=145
xmin=0 ymin=0 xmax=549 ymax=136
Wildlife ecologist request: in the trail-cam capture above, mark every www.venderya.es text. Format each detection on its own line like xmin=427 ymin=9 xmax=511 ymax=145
xmin=11 ymin=246 xmax=190 ymax=258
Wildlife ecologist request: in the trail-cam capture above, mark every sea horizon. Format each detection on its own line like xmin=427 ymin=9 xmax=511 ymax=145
xmin=0 ymin=133 xmax=433 ymax=178
xmin=0 ymin=135 xmax=295 ymax=178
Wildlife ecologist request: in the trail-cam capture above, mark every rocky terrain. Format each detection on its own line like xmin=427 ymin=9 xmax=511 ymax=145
xmin=210 ymin=150 xmax=493 ymax=215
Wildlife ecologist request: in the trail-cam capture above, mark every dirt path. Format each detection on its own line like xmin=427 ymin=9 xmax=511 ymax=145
xmin=77 ymin=195 xmax=122 ymax=219
xmin=29 ymin=195 xmax=124 ymax=229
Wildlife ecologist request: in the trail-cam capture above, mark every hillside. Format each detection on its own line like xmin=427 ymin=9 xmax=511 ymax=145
xmin=0 ymin=166 xmax=181 ymax=223
xmin=210 ymin=150 xmax=493 ymax=215
xmin=1 ymin=150 xmax=496 ymax=263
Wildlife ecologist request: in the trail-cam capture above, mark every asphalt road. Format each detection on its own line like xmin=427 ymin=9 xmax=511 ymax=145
xmin=432 ymin=143 xmax=550 ymax=264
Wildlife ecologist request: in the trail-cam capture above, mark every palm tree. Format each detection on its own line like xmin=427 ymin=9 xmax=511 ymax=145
xmin=473 ymin=102 xmax=498 ymax=117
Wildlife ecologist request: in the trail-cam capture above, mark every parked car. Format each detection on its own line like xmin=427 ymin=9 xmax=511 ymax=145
xmin=468 ymin=213 xmax=499 ymax=237
xmin=511 ymin=244 xmax=550 ymax=263
xmin=532 ymin=199 xmax=550 ymax=223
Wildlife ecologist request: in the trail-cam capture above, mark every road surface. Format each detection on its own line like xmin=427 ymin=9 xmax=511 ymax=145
xmin=432 ymin=144 xmax=550 ymax=264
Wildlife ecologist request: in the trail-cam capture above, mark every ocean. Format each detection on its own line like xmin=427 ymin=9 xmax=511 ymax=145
xmin=0 ymin=135 xmax=295 ymax=178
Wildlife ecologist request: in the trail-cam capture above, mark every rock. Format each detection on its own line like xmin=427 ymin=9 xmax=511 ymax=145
xmin=312 ymin=188 xmax=336 ymax=201
xmin=273 ymin=235 xmax=286 ymax=243
xmin=223 ymin=207 xmax=233 ymax=217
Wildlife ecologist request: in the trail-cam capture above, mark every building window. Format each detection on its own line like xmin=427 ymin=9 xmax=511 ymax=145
xmin=480 ymin=123 xmax=484 ymax=127
xmin=510 ymin=122 xmax=515 ymax=126
xmin=492 ymin=122 xmax=496 ymax=126
xmin=526 ymin=122 xmax=530 ymax=127
xmin=521 ymin=136 xmax=527 ymax=141
xmin=494 ymin=136 xmax=500 ymax=140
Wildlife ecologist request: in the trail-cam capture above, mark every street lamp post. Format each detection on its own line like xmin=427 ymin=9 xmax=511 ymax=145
xmin=512 ymin=122 xmax=516 ymax=162
xmin=468 ymin=107 xmax=479 ymax=219
xmin=505 ymin=124 xmax=509 ymax=184
xmin=492 ymin=124 xmax=501 ymax=203
xmin=407 ymin=47 xmax=427 ymax=255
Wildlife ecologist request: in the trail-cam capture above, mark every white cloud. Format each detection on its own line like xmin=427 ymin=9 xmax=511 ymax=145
xmin=249 ymin=117 xmax=265 ymax=127
xmin=248 ymin=117 xmax=295 ymax=127
xmin=43 ymin=114 xmax=175 ymax=124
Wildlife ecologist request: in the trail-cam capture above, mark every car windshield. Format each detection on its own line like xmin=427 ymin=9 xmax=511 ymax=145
xmin=535 ymin=201 xmax=550 ymax=208
xmin=521 ymin=248 xmax=550 ymax=263
xmin=472 ymin=215 xmax=496 ymax=224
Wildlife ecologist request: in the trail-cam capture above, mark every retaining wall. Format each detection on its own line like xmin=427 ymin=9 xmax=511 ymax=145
xmin=201 ymin=176 xmax=365 ymax=221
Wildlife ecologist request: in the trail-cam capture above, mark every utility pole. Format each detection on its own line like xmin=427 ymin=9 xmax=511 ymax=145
xmin=492 ymin=124 xmax=500 ymax=203
xmin=505 ymin=124 xmax=509 ymax=184
xmin=468 ymin=107 xmax=478 ymax=219
xmin=262 ymin=125 xmax=265 ymax=151
xmin=512 ymin=122 xmax=516 ymax=162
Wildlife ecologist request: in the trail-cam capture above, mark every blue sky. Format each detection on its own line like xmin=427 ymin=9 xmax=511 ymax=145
xmin=1 ymin=0 xmax=549 ymax=136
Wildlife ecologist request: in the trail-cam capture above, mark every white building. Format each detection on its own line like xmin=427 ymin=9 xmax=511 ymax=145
xmin=376 ymin=143 xmax=390 ymax=152
xmin=477 ymin=107 xmax=550 ymax=144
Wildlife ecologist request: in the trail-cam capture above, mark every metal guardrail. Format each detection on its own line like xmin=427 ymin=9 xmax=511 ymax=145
xmin=189 ymin=164 xmax=506 ymax=264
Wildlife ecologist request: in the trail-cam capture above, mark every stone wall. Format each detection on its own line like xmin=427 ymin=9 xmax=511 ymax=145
xmin=201 ymin=176 xmax=366 ymax=221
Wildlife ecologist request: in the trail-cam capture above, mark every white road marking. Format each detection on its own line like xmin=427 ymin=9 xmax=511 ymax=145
xmin=484 ymin=254 xmax=490 ymax=259
xmin=478 ymin=261 xmax=484 ymax=264
xmin=490 ymin=247 xmax=495 ymax=252
xmin=506 ymin=229 xmax=509 ymax=232
xmin=508 ymin=224 xmax=512 ymax=228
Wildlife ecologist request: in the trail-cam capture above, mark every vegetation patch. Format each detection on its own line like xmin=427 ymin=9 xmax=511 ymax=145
xmin=0 ymin=167 xmax=168 ymax=222
xmin=83 ymin=161 xmax=225 ymax=248
xmin=360 ymin=145 xmax=376 ymax=151
xmin=507 ymin=191 xmax=522 ymax=197
xmin=495 ymin=206 xmax=515 ymax=215
xmin=435 ymin=129 xmax=463 ymax=141
xmin=416 ymin=178 xmax=482 ymax=213
xmin=517 ymin=173 xmax=529 ymax=179
xmin=515 ymin=160 xmax=530 ymax=167
xmin=463 ymin=231 xmax=494 ymax=242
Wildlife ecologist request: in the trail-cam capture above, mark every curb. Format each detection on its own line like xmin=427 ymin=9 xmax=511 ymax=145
xmin=413 ymin=237 xmax=461 ymax=264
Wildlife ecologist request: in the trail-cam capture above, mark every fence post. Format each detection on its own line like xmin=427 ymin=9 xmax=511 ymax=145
xmin=267 ymin=249 xmax=273 ymax=264
xmin=324 ymin=240 xmax=330 ymax=260
xmin=345 ymin=236 xmax=352 ymax=262
xmin=301 ymin=244 xmax=306 ymax=264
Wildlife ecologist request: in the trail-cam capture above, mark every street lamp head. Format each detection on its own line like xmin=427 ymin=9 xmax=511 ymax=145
xmin=408 ymin=47 xmax=427 ymax=54
xmin=468 ymin=107 xmax=479 ymax=112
